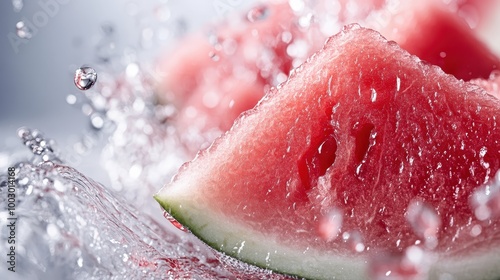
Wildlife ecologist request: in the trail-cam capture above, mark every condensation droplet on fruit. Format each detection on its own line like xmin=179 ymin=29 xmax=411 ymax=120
xmin=370 ymin=88 xmax=377 ymax=102
xmin=439 ymin=52 xmax=447 ymax=58
xmin=470 ymin=170 xmax=500 ymax=221
xmin=16 ymin=21 xmax=32 ymax=39
xmin=405 ymin=199 xmax=441 ymax=249
xmin=318 ymin=208 xmax=343 ymax=241
xmin=74 ymin=66 xmax=98 ymax=91
xmin=396 ymin=77 xmax=401 ymax=92
xmin=247 ymin=5 xmax=269 ymax=22
xmin=470 ymin=224 xmax=482 ymax=237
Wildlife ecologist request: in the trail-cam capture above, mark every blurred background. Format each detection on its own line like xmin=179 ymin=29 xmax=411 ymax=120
xmin=0 ymin=0 xmax=256 ymax=184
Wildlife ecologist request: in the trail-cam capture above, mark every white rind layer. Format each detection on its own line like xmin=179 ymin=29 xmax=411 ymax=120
xmin=156 ymin=186 xmax=500 ymax=280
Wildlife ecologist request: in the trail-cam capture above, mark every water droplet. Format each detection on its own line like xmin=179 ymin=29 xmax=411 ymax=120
xmin=16 ymin=21 xmax=32 ymax=39
xmin=289 ymin=0 xmax=305 ymax=12
xmin=209 ymin=52 xmax=220 ymax=61
xmin=77 ymin=257 xmax=83 ymax=268
xmin=405 ymin=200 xmax=441 ymax=249
xmin=318 ymin=208 xmax=343 ymax=241
xmin=66 ymin=94 xmax=77 ymax=105
xmin=74 ymin=66 xmax=98 ymax=90
xmin=370 ymin=88 xmax=377 ymax=102
xmin=12 ymin=0 xmax=23 ymax=12
xmin=439 ymin=52 xmax=447 ymax=58
xmin=163 ymin=211 xmax=188 ymax=232
xmin=247 ymin=5 xmax=269 ymax=22
xmin=396 ymin=77 xmax=401 ymax=92
xmin=90 ymin=113 xmax=105 ymax=130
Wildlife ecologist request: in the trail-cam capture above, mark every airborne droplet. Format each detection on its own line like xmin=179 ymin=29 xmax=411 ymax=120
xmin=16 ymin=21 xmax=32 ymax=39
xmin=12 ymin=0 xmax=23 ymax=12
xmin=247 ymin=5 xmax=269 ymax=22
xmin=74 ymin=66 xmax=98 ymax=91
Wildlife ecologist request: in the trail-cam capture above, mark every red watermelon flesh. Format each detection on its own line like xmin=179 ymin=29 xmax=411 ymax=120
xmin=155 ymin=25 xmax=500 ymax=279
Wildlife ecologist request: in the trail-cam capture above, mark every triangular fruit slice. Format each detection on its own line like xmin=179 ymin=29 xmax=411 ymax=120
xmin=155 ymin=25 xmax=500 ymax=280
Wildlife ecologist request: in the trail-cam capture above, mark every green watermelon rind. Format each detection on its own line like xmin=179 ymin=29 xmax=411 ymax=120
xmin=154 ymin=192 xmax=369 ymax=280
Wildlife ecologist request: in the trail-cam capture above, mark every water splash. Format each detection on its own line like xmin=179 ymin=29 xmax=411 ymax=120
xmin=0 ymin=134 xmax=293 ymax=279
xmin=74 ymin=66 xmax=98 ymax=91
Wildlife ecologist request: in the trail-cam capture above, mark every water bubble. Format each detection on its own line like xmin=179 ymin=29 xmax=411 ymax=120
xmin=318 ymin=208 xmax=343 ymax=241
xmin=247 ymin=5 xmax=269 ymax=22
xmin=74 ymin=66 xmax=98 ymax=91
xmin=12 ymin=0 xmax=23 ymax=12
xmin=16 ymin=21 xmax=32 ymax=39
xmin=405 ymin=200 xmax=441 ymax=249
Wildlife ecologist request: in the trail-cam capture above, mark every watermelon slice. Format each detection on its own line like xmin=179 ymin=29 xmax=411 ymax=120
xmin=155 ymin=25 xmax=500 ymax=279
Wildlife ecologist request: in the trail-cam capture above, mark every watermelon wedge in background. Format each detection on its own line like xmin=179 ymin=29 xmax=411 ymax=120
xmin=370 ymin=0 xmax=500 ymax=81
xmin=155 ymin=25 xmax=500 ymax=279
xmin=155 ymin=0 xmax=500 ymax=154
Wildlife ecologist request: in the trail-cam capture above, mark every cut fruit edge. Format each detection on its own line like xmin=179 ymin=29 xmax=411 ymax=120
xmin=155 ymin=190 xmax=500 ymax=280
